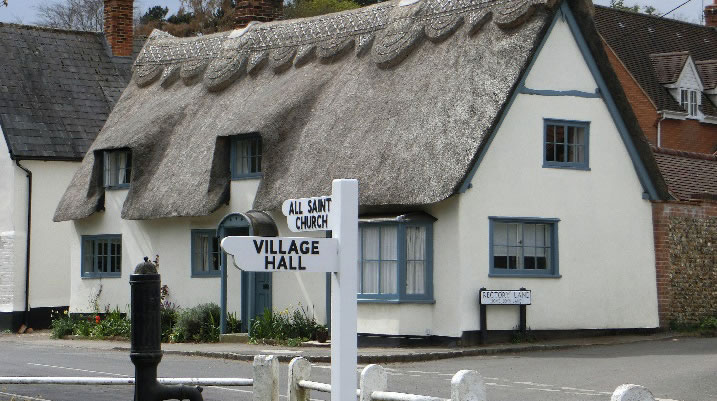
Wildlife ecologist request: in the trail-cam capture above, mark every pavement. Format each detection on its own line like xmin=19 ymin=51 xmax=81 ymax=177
xmin=0 ymin=330 xmax=692 ymax=364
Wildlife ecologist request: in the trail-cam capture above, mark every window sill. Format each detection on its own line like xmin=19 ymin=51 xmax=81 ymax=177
xmin=231 ymin=174 xmax=263 ymax=181
xmin=104 ymin=185 xmax=130 ymax=190
xmin=358 ymin=298 xmax=436 ymax=304
xmin=488 ymin=273 xmax=561 ymax=278
xmin=82 ymin=274 xmax=122 ymax=279
xmin=542 ymin=163 xmax=590 ymax=171
xmin=191 ymin=273 xmax=221 ymax=278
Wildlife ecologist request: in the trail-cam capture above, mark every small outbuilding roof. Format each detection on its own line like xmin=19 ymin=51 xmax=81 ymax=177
xmin=652 ymin=147 xmax=717 ymax=200
xmin=54 ymin=0 xmax=669 ymax=221
xmin=0 ymin=24 xmax=143 ymax=160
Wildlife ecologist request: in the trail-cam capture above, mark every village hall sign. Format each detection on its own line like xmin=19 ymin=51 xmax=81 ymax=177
xmin=221 ymin=179 xmax=358 ymax=401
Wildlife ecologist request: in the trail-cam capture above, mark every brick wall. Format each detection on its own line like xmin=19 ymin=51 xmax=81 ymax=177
xmin=0 ymin=232 xmax=15 ymax=310
xmin=232 ymin=0 xmax=283 ymax=28
xmin=660 ymin=118 xmax=717 ymax=154
xmin=104 ymin=0 xmax=134 ymax=57
xmin=652 ymin=200 xmax=717 ymax=327
xmin=603 ymin=40 xmax=659 ymax=145
xmin=706 ymin=1 xmax=717 ymax=28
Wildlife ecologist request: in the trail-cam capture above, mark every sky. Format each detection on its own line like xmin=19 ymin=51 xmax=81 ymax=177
xmin=0 ymin=0 xmax=711 ymax=25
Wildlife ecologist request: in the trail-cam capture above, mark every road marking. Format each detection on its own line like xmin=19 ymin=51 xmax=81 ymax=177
xmin=526 ymin=387 xmax=561 ymax=392
xmin=485 ymin=383 xmax=511 ymax=387
xmin=0 ymin=390 xmax=51 ymax=401
xmin=27 ymin=363 xmax=128 ymax=377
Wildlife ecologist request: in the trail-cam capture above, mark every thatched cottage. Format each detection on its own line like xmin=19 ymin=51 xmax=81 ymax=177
xmin=54 ymin=0 xmax=675 ymax=341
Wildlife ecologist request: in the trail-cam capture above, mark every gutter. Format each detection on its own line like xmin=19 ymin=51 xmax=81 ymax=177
xmin=14 ymin=160 xmax=32 ymax=327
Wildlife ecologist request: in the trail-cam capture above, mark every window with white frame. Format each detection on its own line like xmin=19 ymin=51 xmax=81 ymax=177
xmin=191 ymin=230 xmax=221 ymax=277
xmin=489 ymin=217 xmax=559 ymax=277
xmin=81 ymin=235 xmax=122 ymax=278
xmin=231 ymin=135 xmax=262 ymax=179
xmin=680 ymin=89 xmax=699 ymax=117
xmin=543 ymin=119 xmax=589 ymax=170
xmin=357 ymin=215 xmax=434 ymax=302
xmin=103 ymin=150 xmax=131 ymax=188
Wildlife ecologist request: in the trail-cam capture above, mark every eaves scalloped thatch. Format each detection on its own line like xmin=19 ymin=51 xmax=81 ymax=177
xmin=54 ymin=0 xmax=560 ymax=221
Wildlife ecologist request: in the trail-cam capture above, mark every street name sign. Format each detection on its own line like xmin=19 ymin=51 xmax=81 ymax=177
xmin=221 ymin=237 xmax=338 ymax=272
xmin=282 ymin=196 xmax=333 ymax=232
xmin=480 ymin=290 xmax=531 ymax=305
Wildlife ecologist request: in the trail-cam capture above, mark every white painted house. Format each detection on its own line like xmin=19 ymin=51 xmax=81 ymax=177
xmin=54 ymin=0 xmax=673 ymax=342
xmin=0 ymin=22 xmax=137 ymax=331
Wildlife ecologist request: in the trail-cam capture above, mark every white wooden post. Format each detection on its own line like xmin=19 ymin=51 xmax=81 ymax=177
xmin=331 ymin=179 xmax=359 ymax=401
xmin=287 ymin=357 xmax=311 ymax=401
xmin=611 ymin=384 xmax=656 ymax=401
xmin=451 ymin=370 xmax=486 ymax=401
xmin=359 ymin=364 xmax=387 ymax=401
xmin=253 ymin=355 xmax=279 ymax=401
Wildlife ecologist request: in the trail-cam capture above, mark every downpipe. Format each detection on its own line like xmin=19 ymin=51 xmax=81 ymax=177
xmin=130 ymin=258 xmax=203 ymax=401
xmin=15 ymin=160 xmax=31 ymax=328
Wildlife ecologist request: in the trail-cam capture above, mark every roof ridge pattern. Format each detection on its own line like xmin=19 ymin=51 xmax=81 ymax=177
xmin=132 ymin=0 xmax=557 ymax=91
xmin=0 ymin=21 xmax=103 ymax=36
xmin=652 ymin=146 xmax=717 ymax=161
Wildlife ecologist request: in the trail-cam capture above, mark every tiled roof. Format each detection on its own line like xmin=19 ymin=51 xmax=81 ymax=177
xmin=649 ymin=51 xmax=689 ymax=85
xmin=594 ymin=6 xmax=717 ymax=116
xmin=0 ymin=23 xmax=142 ymax=160
xmin=652 ymin=147 xmax=717 ymax=200
xmin=696 ymin=60 xmax=717 ymax=90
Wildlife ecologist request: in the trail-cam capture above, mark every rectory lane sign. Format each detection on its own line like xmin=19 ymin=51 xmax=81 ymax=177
xmin=480 ymin=290 xmax=531 ymax=305
xmin=220 ymin=236 xmax=338 ymax=272
xmin=282 ymin=196 xmax=333 ymax=232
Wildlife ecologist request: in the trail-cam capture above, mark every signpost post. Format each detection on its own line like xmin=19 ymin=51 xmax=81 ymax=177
xmin=221 ymin=179 xmax=358 ymax=401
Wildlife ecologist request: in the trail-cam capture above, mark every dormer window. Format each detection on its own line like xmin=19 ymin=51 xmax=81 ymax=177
xmin=680 ymin=88 xmax=699 ymax=117
xmin=103 ymin=149 xmax=131 ymax=188
xmin=231 ymin=135 xmax=262 ymax=179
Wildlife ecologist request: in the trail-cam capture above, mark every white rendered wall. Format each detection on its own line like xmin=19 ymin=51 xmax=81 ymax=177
xmin=356 ymin=13 xmax=658 ymax=337
xmin=0 ymin=129 xmax=19 ymax=312
xmin=70 ymin=180 xmax=328 ymax=325
xmin=23 ymin=160 xmax=78 ymax=309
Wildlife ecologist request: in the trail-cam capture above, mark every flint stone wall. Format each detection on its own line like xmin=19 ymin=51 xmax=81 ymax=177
xmin=653 ymin=200 xmax=717 ymax=326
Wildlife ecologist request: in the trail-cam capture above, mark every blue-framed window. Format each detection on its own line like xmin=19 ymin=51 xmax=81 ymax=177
xmin=230 ymin=135 xmax=262 ymax=179
xmin=103 ymin=149 xmax=131 ymax=188
xmin=81 ymin=235 xmax=122 ymax=278
xmin=543 ymin=119 xmax=589 ymax=170
xmin=489 ymin=217 xmax=560 ymax=278
xmin=191 ymin=229 xmax=220 ymax=277
xmin=358 ymin=215 xmax=434 ymax=302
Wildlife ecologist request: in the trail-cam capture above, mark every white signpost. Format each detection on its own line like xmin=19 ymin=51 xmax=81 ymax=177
xmin=281 ymin=196 xmax=334 ymax=232
xmin=221 ymin=179 xmax=358 ymax=401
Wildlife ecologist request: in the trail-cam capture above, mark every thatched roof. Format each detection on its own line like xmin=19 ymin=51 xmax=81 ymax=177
xmin=56 ymin=0 xmax=621 ymax=221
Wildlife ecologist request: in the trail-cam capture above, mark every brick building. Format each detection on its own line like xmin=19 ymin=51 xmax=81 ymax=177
xmin=595 ymin=6 xmax=717 ymax=155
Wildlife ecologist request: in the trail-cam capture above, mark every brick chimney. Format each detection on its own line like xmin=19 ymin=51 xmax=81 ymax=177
xmin=706 ymin=0 xmax=717 ymax=27
xmin=232 ymin=0 xmax=283 ymax=29
xmin=104 ymin=0 xmax=134 ymax=57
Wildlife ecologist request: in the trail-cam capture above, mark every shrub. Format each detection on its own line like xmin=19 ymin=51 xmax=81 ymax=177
xmin=226 ymin=311 xmax=241 ymax=334
xmin=50 ymin=315 xmax=76 ymax=339
xmin=699 ymin=317 xmax=717 ymax=330
xmin=249 ymin=305 xmax=325 ymax=344
xmin=161 ymin=301 xmax=179 ymax=343
xmin=170 ymin=303 xmax=221 ymax=343
xmin=90 ymin=308 xmax=130 ymax=338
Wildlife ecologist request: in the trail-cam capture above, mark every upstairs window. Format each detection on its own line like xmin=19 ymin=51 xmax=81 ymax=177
xmin=489 ymin=217 xmax=559 ymax=278
xmin=357 ymin=214 xmax=434 ymax=302
xmin=103 ymin=150 xmax=131 ymax=188
xmin=543 ymin=119 xmax=589 ymax=170
xmin=231 ymin=135 xmax=262 ymax=179
xmin=680 ymin=89 xmax=699 ymax=117
xmin=81 ymin=235 xmax=122 ymax=278
xmin=191 ymin=229 xmax=221 ymax=277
